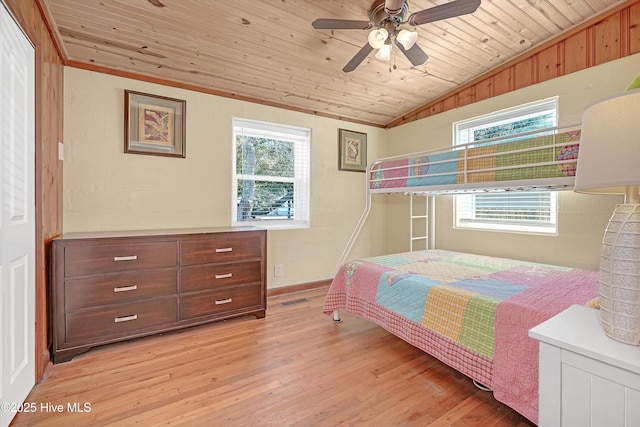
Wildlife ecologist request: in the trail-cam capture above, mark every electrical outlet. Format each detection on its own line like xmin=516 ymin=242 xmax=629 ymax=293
xmin=274 ymin=264 xmax=284 ymax=277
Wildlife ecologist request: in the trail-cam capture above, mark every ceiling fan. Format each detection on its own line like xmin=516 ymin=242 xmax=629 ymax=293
xmin=312 ymin=0 xmax=481 ymax=72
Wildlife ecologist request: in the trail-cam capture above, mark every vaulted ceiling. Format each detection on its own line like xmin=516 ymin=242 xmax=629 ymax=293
xmin=42 ymin=0 xmax=626 ymax=126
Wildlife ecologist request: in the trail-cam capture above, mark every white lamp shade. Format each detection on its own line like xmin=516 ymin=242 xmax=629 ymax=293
xmin=375 ymin=44 xmax=392 ymax=61
xmin=396 ymin=29 xmax=418 ymax=50
xmin=367 ymin=28 xmax=388 ymax=49
xmin=574 ymin=89 xmax=640 ymax=195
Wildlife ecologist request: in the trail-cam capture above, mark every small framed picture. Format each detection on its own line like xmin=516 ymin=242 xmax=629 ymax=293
xmin=338 ymin=128 xmax=367 ymax=172
xmin=124 ymin=90 xmax=186 ymax=158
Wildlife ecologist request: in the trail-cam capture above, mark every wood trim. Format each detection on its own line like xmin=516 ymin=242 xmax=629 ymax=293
xmin=267 ymin=279 xmax=331 ymax=298
xmin=33 ymin=0 xmax=68 ymax=63
xmin=67 ymin=61 xmax=385 ymax=129
xmin=386 ymin=0 xmax=640 ymax=128
xmin=631 ymin=1 xmax=640 ymax=53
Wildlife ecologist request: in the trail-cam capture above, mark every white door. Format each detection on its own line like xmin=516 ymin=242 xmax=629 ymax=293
xmin=0 ymin=2 xmax=36 ymax=426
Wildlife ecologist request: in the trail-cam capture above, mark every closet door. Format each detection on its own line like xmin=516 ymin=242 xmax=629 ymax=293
xmin=0 ymin=2 xmax=36 ymax=426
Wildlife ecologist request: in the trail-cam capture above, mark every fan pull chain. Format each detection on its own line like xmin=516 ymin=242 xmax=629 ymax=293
xmin=391 ymin=47 xmax=398 ymax=72
xmin=389 ymin=46 xmax=395 ymax=73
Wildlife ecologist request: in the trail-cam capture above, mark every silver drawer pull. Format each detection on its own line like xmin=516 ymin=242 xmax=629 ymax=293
xmin=215 ymin=298 xmax=233 ymax=305
xmin=114 ymin=285 xmax=138 ymax=293
xmin=114 ymin=255 xmax=138 ymax=261
xmin=215 ymin=273 xmax=233 ymax=279
xmin=114 ymin=314 xmax=138 ymax=323
xmin=215 ymin=247 xmax=233 ymax=253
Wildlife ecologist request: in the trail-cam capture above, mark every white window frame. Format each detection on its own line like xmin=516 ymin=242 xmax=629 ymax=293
xmin=232 ymin=118 xmax=311 ymax=230
xmin=453 ymin=98 xmax=559 ymax=235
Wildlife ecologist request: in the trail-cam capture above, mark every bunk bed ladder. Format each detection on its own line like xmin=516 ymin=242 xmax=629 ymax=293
xmin=410 ymin=194 xmax=429 ymax=252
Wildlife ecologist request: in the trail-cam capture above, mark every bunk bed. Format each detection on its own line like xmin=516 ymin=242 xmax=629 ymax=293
xmin=322 ymin=124 xmax=600 ymax=424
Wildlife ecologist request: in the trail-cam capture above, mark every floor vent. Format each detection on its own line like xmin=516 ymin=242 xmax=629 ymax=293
xmin=279 ymin=298 xmax=309 ymax=307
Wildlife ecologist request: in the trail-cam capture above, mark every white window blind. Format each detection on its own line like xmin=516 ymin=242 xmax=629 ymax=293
xmin=456 ymin=191 xmax=557 ymax=233
xmin=232 ymin=118 xmax=310 ymax=229
xmin=454 ymin=98 xmax=559 ymax=234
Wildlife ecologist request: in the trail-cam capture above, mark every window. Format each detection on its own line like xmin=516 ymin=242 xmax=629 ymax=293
xmin=453 ymin=98 xmax=558 ymax=234
xmin=232 ymin=118 xmax=310 ymax=229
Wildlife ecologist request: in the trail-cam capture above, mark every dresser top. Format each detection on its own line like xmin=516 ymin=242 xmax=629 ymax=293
xmin=55 ymin=226 xmax=265 ymax=241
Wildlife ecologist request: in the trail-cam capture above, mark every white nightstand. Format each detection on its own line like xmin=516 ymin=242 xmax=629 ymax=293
xmin=529 ymin=305 xmax=640 ymax=427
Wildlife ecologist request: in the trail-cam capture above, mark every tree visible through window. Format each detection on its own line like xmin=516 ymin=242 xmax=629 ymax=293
xmin=454 ymin=98 xmax=559 ymax=234
xmin=232 ymin=119 xmax=310 ymax=229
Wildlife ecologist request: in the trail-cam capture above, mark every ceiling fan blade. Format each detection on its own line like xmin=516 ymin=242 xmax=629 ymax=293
xmin=312 ymin=19 xmax=372 ymax=30
xmin=407 ymin=0 xmax=481 ymax=26
xmin=394 ymin=39 xmax=429 ymax=66
xmin=342 ymin=43 xmax=375 ymax=73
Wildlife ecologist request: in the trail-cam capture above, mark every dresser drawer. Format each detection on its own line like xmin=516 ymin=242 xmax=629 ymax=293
xmin=180 ymin=233 xmax=263 ymax=266
xmin=64 ymin=242 xmax=178 ymax=277
xmin=180 ymin=284 xmax=262 ymax=320
xmin=66 ymin=296 xmax=177 ymax=342
xmin=180 ymin=261 xmax=261 ymax=293
xmin=65 ymin=268 xmax=178 ymax=311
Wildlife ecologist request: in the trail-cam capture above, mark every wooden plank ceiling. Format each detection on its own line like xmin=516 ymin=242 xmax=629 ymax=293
xmin=42 ymin=0 xmax=625 ymax=127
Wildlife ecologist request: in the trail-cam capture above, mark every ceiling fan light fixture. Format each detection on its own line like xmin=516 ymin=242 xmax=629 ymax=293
xmin=367 ymin=28 xmax=388 ymax=49
xmin=375 ymin=43 xmax=392 ymax=61
xmin=397 ymin=29 xmax=418 ymax=50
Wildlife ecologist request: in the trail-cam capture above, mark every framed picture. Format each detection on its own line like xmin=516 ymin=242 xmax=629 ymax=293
xmin=124 ymin=90 xmax=186 ymax=158
xmin=338 ymin=128 xmax=367 ymax=172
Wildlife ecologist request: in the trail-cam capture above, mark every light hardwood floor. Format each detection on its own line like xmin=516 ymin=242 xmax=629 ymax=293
xmin=12 ymin=287 xmax=535 ymax=426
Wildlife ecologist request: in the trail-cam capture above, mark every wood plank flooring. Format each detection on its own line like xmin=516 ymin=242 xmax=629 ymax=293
xmin=11 ymin=287 xmax=535 ymax=426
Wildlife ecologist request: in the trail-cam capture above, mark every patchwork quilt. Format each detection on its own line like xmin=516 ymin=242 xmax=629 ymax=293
xmin=370 ymin=130 xmax=581 ymax=190
xmin=323 ymin=249 xmax=599 ymax=424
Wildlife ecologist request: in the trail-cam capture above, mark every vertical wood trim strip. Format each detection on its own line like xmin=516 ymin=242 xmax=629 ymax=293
xmin=631 ymin=2 xmax=640 ymax=54
xmin=621 ymin=7 xmax=631 ymax=57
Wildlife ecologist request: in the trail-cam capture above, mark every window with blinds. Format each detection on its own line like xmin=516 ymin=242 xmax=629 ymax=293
xmin=453 ymin=98 xmax=559 ymax=234
xmin=232 ymin=118 xmax=310 ymax=229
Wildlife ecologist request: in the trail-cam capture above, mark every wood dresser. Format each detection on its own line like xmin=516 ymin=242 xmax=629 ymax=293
xmin=50 ymin=227 xmax=266 ymax=363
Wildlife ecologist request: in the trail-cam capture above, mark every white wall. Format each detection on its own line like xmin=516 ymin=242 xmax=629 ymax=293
xmin=63 ymin=68 xmax=387 ymax=288
xmin=386 ymin=53 xmax=640 ymax=270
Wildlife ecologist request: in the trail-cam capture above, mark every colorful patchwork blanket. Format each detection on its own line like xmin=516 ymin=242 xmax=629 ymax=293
xmin=370 ymin=130 xmax=581 ymax=190
xmin=323 ymin=249 xmax=599 ymax=424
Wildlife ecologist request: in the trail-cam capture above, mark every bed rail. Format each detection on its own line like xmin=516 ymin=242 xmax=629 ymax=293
xmin=370 ymin=124 xmax=581 ymax=195
xmin=336 ymin=124 xmax=581 ymax=270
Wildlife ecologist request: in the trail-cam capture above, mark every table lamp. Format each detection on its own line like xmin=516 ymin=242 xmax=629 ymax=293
xmin=574 ymin=88 xmax=640 ymax=345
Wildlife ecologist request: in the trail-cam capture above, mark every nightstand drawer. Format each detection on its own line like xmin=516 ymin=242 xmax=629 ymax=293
xmin=66 ymin=296 xmax=177 ymax=342
xmin=65 ymin=268 xmax=178 ymax=311
xmin=180 ymin=284 xmax=262 ymax=320
xmin=180 ymin=233 xmax=263 ymax=265
xmin=64 ymin=242 xmax=178 ymax=277
xmin=180 ymin=261 xmax=261 ymax=292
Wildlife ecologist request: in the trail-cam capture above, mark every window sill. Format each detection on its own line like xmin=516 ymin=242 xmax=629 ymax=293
xmin=232 ymin=220 xmax=310 ymax=230
xmin=455 ymin=222 xmax=557 ymax=236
